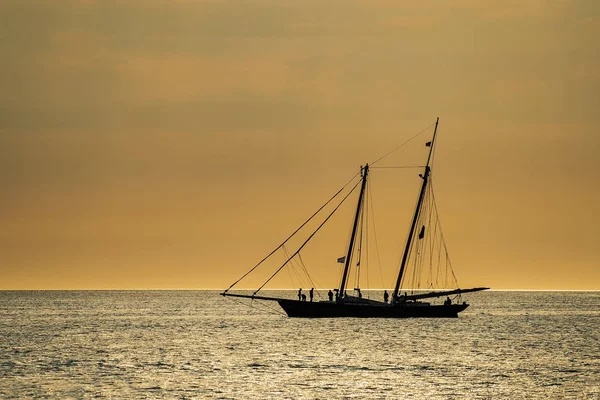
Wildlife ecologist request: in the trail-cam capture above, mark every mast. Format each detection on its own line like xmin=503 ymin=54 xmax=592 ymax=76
xmin=338 ymin=163 xmax=369 ymax=300
xmin=392 ymin=117 xmax=439 ymax=301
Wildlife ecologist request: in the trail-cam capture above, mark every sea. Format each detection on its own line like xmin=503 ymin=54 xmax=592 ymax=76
xmin=1 ymin=290 xmax=599 ymax=399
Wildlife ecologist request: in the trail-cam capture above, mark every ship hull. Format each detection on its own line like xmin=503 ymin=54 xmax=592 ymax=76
xmin=278 ymin=300 xmax=468 ymax=318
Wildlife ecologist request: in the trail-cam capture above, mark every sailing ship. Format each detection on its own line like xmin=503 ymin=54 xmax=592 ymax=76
xmin=221 ymin=118 xmax=488 ymax=318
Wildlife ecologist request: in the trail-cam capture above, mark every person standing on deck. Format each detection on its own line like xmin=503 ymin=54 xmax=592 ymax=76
xmin=384 ymin=290 xmax=389 ymax=303
xmin=328 ymin=290 xmax=333 ymax=302
xmin=309 ymin=288 xmax=314 ymax=302
xmin=298 ymin=288 xmax=302 ymax=301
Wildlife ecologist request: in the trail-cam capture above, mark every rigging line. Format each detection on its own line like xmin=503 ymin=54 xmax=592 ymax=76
xmin=284 ymin=246 xmax=312 ymax=290
xmin=370 ymin=121 xmax=436 ymax=166
xmin=410 ymin=222 xmax=419 ymax=290
xmin=442 ymin=240 xmax=457 ymax=288
xmin=448 ymin=247 xmax=459 ymax=287
xmin=415 ymin=207 xmax=427 ymax=290
xmin=291 ymin=252 xmax=313 ymax=290
xmin=286 ymin=265 xmax=296 ymax=289
xmin=435 ymin=232 xmax=441 ymax=287
xmin=250 ymin=297 xmax=286 ymax=316
xmin=409 ymin=243 xmax=418 ymax=292
xmin=418 ymin=237 xmax=426 ymax=289
xmin=355 ymin=200 xmax=365 ymax=288
xmin=367 ymin=180 xmax=385 ymax=289
xmin=282 ymin=246 xmax=296 ymax=286
xmin=282 ymin=246 xmax=301 ymax=289
xmin=224 ymin=295 xmax=285 ymax=317
xmin=445 ymin=257 xmax=450 ymax=288
xmin=254 ymin=178 xmax=363 ymax=295
xmin=431 ymin=197 xmax=440 ymax=288
xmin=289 ymin=254 xmax=307 ymax=289
xmin=335 ymin=258 xmax=344 ymax=293
xmin=296 ymin=253 xmax=312 ymax=288
xmin=406 ymin=232 xmax=417 ymax=292
xmin=224 ymin=171 xmax=360 ymax=293
xmin=432 ymin=185 xmax=443 ymax=287
xmin=404 ymin=190 xmax=427 ymax=292
xmin=427 ymin=187 xmax=434 ymax=287
xmin=252 ymin=299 xmax=287 ymax=317
xmin=429 ymin=179 xmax=460 ymax=287
xmin=415 ymin=195 xmax=431 ymax=290
xmin=297 ymin=252 xmax=323 ymax=297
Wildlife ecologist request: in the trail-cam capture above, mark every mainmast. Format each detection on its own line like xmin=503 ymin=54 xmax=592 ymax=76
xmin=392 ymin=117 xmax=439 ymax=301
xmin=338 ymin=163 xmax=369 ymax=300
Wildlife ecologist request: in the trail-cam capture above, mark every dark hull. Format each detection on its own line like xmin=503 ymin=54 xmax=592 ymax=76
xmin=278 ymin=300 xmax=468 ymax=318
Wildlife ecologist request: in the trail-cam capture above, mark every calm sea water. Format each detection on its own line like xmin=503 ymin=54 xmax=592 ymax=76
xmin=1 ymin=290 xmax=599 ymax=399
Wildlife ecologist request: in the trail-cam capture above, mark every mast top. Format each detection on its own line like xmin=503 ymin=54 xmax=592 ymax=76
xmin=425 ymin=117 xmax=439 ymax=168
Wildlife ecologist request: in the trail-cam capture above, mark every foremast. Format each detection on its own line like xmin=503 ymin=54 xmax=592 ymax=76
xmin=338 ymin=163 xmax=369 ymax=301
xmin=392 ymin=117 xmax=439 ymax=302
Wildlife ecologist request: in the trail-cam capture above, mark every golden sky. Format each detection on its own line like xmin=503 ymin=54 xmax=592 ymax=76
xmin=1 ymin=0 xmax=599 ymax=290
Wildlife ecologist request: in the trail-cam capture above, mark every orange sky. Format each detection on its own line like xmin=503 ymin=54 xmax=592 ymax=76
xmin=1 ymin=0 xmax=599 ymax=290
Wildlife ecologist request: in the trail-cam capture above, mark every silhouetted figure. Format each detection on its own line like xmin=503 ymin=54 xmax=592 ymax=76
xmin=444 ymin=296 xmax=451 ymax=306
xmin=328 ymin=290 xmax=333 ymax=302
xmin=301 ymin=294 xmax=307 ymax=302
xmin=334 ymin=289 xmax=339 ymax=302
xmin=384 ymin=290 xmax=389 ymax=303
xmin=309 ymin=288 xmax=314 ymax=302
xmin=298 ymin=288 xmax=302 ymax=301
xmin=357 ymin=288 xmax=362 ymax=299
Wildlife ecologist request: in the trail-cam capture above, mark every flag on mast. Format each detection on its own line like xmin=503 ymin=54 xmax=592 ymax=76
xmin=337 ymin=256 xmax=346 ymax=263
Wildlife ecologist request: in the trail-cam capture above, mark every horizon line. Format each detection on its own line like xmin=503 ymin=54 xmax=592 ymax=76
xmin=1 ymin=288 xmax=600 ymax=292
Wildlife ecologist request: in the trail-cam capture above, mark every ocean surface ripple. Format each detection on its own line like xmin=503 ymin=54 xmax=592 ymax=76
xmin=1 ymin=290 xmax=599 ymax=399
